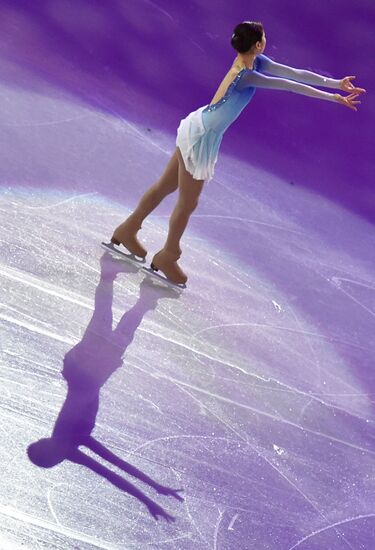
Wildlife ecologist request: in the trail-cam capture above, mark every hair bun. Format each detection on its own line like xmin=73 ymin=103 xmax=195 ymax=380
xmin=230 ymin=32 xmax=241 ymax=49
xmin=230 ymin=21 xmax=264 ymax=53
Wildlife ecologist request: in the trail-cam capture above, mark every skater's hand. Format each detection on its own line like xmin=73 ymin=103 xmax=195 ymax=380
xmin=156 ymin=485 xmax=184 ymax=501
xmin=334 ymin=92 xmax=362 ymax=111
xmin=339 ymin=76 xmax=366 ymax=95
xmin=147 ymin=502 xmax=176 ymax=522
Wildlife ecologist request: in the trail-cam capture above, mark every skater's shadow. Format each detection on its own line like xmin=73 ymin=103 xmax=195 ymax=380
xmin=27 ymin=253 xmax=183 ymax=521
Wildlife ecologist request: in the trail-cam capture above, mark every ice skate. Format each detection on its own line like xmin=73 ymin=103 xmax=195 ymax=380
xmin=101 ymin=240 xmax=147 ymax=269
xmin=110 ymin=218 xmax=147 ymax=259
xmin=143 ymin=249 xmax=187 ymax=289
xmin=101 ymin=218 xmax=146 ymax=267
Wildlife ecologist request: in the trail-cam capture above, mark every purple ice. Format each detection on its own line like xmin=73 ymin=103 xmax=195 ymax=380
xmin=0 ymin=1 xmax=374 ymax=549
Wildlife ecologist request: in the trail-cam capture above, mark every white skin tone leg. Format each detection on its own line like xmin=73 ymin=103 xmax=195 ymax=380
xmin=150 ymin=148 xmax=204 ymax=284
xmin=113 ymin=148 xmax=204 ymax=283
xmin=162 ymin=147 xmax=204 ymax=257
xmin=112 ymin=150 xmax=180 ymax=257
xmin=116 ymin=150 xmax=180 ymax=231
xmin=122 ymin=147 xmax=204 ymax=246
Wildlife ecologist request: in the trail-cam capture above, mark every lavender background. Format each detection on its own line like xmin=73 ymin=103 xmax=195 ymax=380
xmin=0 ymin=0 xmax=373 ymax=218
xmin=0 ymin=1 xmax=374 ymax=549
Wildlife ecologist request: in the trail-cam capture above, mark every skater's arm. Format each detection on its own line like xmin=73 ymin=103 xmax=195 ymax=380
xmin=238 ymin=70 xmax=361 ymax=110
xmin=256 ymin=54 xmax=341 ymax=88
xmin=257 ymin=54 xmax=366 ymax=94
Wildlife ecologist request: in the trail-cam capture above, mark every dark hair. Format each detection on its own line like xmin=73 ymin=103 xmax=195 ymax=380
xmin=231 ymin=21 xmax=264 ymax=53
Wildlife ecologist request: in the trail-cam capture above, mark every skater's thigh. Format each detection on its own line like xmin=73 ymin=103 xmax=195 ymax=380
xmin=176 ymin=147 xmax=204 ymax=207
xmin=156 ymin=149 xmax=179 ymax=191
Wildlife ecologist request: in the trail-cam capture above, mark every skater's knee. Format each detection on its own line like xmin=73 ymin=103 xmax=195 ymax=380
xmin=189 ymin=198 xmax=199 ymax=212
xmin=156 ymin=177 xmax=178 ymax=195
xmin=177 ymin=197 xmax=199 ymax=214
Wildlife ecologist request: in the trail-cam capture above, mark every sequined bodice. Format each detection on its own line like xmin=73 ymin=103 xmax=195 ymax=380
xmin=206 ymin=67 xmax=249 ymax=111
xmin=202 ymin=58 xmax=260 ymax=135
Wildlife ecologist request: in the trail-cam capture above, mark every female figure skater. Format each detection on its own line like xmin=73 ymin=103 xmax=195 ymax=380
xmin=109 ymin=21 xmax=365 ymax=285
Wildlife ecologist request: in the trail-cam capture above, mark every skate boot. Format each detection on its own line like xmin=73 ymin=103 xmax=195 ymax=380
xmin=111 ymin=218 xmax=147 ymax=259
xmin=150 ymin=249 xmax=188 ymax=285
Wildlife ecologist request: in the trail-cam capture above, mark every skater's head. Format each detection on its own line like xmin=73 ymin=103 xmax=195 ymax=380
xmin=231 ymin=21 xmax=266 ymax=54
xmin=27 ymin=438 xmax=68 ymax=468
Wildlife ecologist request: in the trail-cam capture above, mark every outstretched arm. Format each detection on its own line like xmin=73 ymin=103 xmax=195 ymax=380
xmin=238 ymin=70 xmax=361 ymax=110
xmin=257 ymin=54 xmax=366 ymax=95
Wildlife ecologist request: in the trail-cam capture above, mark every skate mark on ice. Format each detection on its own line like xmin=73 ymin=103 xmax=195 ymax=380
xmin=138 ymin=395 xmax=161 ymax=412
xmin=47 ymin=486 xmax=63 ymax=526
xmin=126 ymin=435 xmax=244 ymax=467
xmin=0 ymin=503 xmax=119 ymax=549
xmin=0 ymin=302 xmax=66 ymax=332
xmin=0 ymin=313 xmax=75 ymax=346
xmin=174 ymin=382 xmax=248 ymax=443
xmin=228 ymin=513 xmax=239 ymax=531
xmin=183 ymin=506 xmax=211 ymax=546
xmin=330 ymin=276 xmax=375 ymax=319
xmin=0 ymin=265 xmax=92 ymax=308
xmin=190 ymin=213 xmax=306 ymax=236
xmin=193 ymin=320 xmax=371 ymax=354
xmin=0 ymin=270 xmax=271 ymax=379
xmin=2 ymin=267 xmax=369 ymax=415
xmin=94 ymin=104 xmax=171 ymax=155
xmin=192 ymin=319 xmax=370 ymax=416
xmin=130 ymin=378 xmax=375 ymax=456
xmin=207 ymin=254 xmax=254 ymax=290
xmin=189 ymin=39 xmax=205 ymax=53
xmin=288 ymin=305 xmax=323 ymax=392
xmin=255 ymin=450 xmax=355 ymax=550
xmin=1 ymin=113 xmax=98 ymax=128
xmin=287 ymin=514 xmax=375 ymax=550
xmin=0 ymin=378 xmax=11 ymax=398
xmin=143 ymin=0 xmax=175 ymax=21
xmin=9 ymin=193 xmax=98 ymax=210
xmin=332 ymin=276 xmax=375 ymax=292
xmin=135 ymin=343 xmax=372 ymax=425
xmin=2 ymin=264 xmax=370 ymax=421
xmin=272 ymin=300 xmax=282 ymax=312
xmin=26 ymin=230 xmax=100 ymax=276
xmin=213 ymin=509 xmax=225 ymax=550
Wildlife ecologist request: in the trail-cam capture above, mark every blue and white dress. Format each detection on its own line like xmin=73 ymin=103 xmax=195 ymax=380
xmin=176 ymin=54 xmax=340 ymax=181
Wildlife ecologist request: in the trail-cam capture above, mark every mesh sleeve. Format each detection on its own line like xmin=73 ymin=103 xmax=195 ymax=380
xmin=257 ymin=54 xmax=341 ymax=89
xmin=237 ymin=69 xmax=337 ymax=102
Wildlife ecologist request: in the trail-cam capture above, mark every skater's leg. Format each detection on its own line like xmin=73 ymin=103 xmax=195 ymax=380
xmin=125 ymin=150 xmax=180 ymax=225
xmin=164 ymin=149 xmax=204 ymax=256
xmin=151 ymin=148 xmax=204 ymax=284
xmin=112 ymin=151 xmax=179 ymax=257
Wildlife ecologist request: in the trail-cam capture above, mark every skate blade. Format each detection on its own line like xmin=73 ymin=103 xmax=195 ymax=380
xmin=101 ymin=242 xmax=146 ymax=266
xmin=142 ymin=267 xmax=186 ymax=291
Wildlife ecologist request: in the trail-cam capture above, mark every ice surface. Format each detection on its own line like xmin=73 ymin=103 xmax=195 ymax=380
xmin=1 ymin=1 xmax=374 ymax=549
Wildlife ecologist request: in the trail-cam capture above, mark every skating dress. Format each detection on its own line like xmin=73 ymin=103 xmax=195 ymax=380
xmin=176 ymin=54 xmax=340 ymax=181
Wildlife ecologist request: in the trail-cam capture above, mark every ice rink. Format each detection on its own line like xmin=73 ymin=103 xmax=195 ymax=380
xmin=1 ymin=1 xmax=374 ymax=549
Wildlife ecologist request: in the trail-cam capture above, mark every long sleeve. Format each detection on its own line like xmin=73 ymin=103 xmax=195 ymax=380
xmin=237 ymin=69 xmax=337 ymax=103
xmin=257 ymin=54 xmax=341 ymax=89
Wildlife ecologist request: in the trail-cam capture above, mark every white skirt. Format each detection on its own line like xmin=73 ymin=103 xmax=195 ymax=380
xmin=176 ymin=106 xmax=222 ymax=182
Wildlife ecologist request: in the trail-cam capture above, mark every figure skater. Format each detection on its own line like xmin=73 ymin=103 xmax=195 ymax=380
xmin=109 ymin=21 xmax=365 ymax=285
